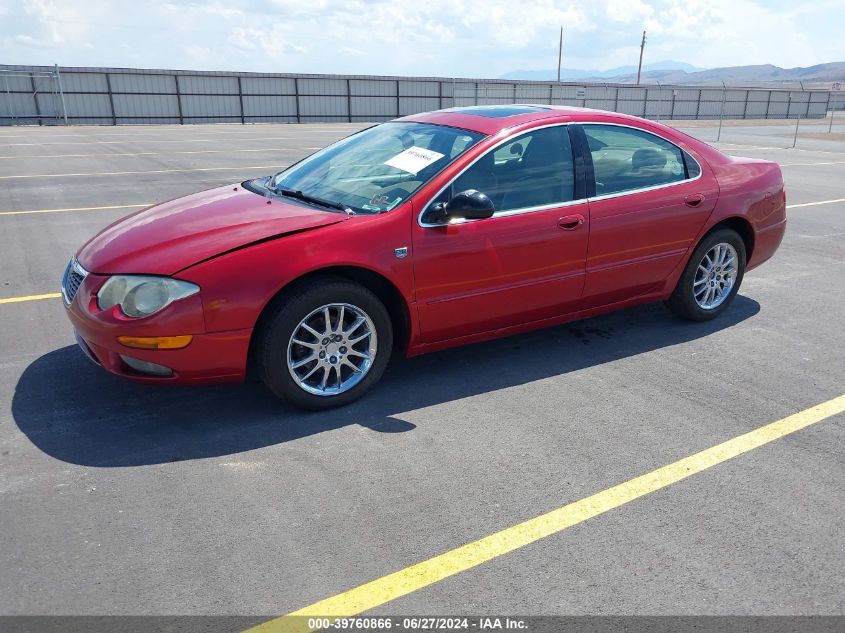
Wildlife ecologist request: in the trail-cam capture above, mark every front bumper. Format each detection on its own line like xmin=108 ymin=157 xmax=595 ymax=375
xmin=65 ymin=271 xmax=251 ymax=384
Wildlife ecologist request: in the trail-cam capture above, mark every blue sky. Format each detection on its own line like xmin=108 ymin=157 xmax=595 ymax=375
xmin=2 ymin=0 xmax=844 ymax=76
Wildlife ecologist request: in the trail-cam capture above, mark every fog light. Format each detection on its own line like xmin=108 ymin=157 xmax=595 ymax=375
xmin=118 ymin=335 xmax=193 ymax=349
xmin=120 ymin=355 xmax=173 ymax=377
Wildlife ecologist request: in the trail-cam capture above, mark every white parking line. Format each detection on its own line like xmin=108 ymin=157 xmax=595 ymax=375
xmin=0 ymin=165 xmax=281 ymax=180
xmin=0 ymin=125 xmax=359 ymax=140
xmin=2 ymin=137 xmax=293 ymax=147
xmin=787 ymin=198 xmax=845 ymax=209
xmin=720 ymin=145 xmax=845 ymax=156
xmin=781 ymin=161 xmax=845 ymax=167
xmin=720 ymin=144 xmax=784 ymax=150
xmin=0 ymin=203 xmax=151 ymax=217
xmin=0 ymin=147 xmax=308 ymax=160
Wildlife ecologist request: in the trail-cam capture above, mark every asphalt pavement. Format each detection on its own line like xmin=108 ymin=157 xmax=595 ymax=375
xmin=0 ymin=118 xmax=842 ymax=623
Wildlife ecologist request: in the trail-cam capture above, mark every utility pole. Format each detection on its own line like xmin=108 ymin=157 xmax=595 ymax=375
xmin=557 ymin=27 xmax=563 ymax=82
xmin=636 ymin=30 xmax=647 ymax=85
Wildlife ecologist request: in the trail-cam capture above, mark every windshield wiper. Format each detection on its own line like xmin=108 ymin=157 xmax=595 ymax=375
xmin=274 ymin=188 xmax=355 ymax=215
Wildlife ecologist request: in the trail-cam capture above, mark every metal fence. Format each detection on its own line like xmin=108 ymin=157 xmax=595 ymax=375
xmin=1 ymin=66 xmax=68 ymax=126
xmin=0 ymin=64 xmax=836 ymax=126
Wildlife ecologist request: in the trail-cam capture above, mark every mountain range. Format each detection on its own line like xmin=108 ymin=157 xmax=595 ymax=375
xmin=500 ymin=61 xmax=845 ymax=86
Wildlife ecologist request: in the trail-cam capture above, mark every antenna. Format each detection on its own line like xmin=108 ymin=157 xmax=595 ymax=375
xmin=636 ymin=30 xmax=647 ymax=85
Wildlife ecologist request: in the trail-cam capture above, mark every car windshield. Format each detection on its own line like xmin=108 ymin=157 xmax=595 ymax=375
xmin=266 ymin=122 xmax=485 ymax=214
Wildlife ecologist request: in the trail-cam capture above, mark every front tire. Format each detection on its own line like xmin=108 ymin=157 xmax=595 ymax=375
xmin=666 ymin=228 xmax=746 ymax=322
xmin=256 ymin=278 xmax=393 ymax=410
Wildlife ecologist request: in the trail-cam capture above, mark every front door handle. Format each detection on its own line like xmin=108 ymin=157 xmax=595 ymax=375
xmin=685 ymin=193 xmax=705 ymax=207
xmin=558 ymin=214 xmax=585 ymax=230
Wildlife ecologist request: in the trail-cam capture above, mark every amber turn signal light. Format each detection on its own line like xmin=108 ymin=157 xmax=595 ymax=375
xmin=117 ymin=335 xmax=193 ymax=350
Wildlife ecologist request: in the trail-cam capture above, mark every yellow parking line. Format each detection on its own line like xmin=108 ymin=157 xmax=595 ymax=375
xmin=246 ymin=394 xmax=845 ymax=633
xmin=0 ymin=293 xmax=62 ymax=304
xmin=787 ymin=198 xmax=845 ymax=209
xmin=0 ymin=165 xmax=280 ymax=180
xmin=0 ymin=203 xmax=150 ymax=217
xmin=2 ymin=197 xmax=840 ymax=217
xmin=1 ymin=194 xmax=831 ymax=214
xmin=0 ymin=147 xmax=307 ymax=159
xmin=0 ymin=195 xmax=839 ymax=219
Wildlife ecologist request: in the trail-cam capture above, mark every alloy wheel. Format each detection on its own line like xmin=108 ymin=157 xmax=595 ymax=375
xmin=287 ymin=303 xmax=378 ymax=396
xmin=693 ymin=242 xmax=739 ymax=310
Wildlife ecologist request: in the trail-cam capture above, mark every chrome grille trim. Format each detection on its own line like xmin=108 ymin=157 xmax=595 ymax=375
xmin=61 ymin=257 xmax=89 ymax=306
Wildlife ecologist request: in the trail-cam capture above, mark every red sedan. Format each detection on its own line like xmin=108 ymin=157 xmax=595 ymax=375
xmin=62 ymin=105 xmax=786 ymax=409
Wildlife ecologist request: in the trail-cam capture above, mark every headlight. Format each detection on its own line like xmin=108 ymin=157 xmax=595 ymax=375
xmin=97 ymin=276 xmax=199 ymax=318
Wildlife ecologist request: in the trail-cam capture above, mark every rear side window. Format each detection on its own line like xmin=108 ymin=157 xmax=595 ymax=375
xmin=583 ymin=125 xmax=689 ymax=196
xmin=445 ymin=126 xmax=575 ymax=213
xmin=683 ymin=150 xmax=701 ymax=178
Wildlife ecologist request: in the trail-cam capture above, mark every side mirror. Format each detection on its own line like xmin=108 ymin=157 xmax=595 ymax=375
xmin=424 ymin=189 xmax=495 ymax=225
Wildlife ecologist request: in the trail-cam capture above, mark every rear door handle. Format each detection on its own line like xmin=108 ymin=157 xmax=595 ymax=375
xmin=558 ymin=214 xmax=585 ymax=230
xmin=685 ymin=193 xmax=705 ymax=207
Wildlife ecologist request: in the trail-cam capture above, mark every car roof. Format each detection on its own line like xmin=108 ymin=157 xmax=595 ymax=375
xmin=398 ymin=104 xmax=652 ymax=135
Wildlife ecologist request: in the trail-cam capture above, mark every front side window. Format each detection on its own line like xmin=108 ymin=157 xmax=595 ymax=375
xmin=267 ymin=122 xmax=484 ymax=214
xmin=583 ymin=124 xmax=691 ymax=196
xmin=435 ymin=125 xmax=575 ymax=214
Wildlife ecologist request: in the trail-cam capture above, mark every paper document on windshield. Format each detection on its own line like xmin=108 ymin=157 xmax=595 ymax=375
xmin=384 ymin=146 xmax=445 ymax=175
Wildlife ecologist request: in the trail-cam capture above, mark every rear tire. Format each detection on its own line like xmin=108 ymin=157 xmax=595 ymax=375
xmin=256 ymin=278 xmax=393 ymax=410
xmin=666 ymin=228 xmax=746 ymax=322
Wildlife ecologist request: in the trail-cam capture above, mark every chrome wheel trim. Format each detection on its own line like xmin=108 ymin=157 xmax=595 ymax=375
xmin=287 ymin=303 xmax=378 ymax=397
xmin=693 ymin=242 xmax=739 ymax=310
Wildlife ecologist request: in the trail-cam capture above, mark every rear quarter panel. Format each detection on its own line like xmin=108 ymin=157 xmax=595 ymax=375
xmin=704 ymin=156 xmax=786 ymax=270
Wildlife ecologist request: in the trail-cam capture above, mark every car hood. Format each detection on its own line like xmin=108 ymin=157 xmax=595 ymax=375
xmin=76 ymin=185 xmax=346 ymax=275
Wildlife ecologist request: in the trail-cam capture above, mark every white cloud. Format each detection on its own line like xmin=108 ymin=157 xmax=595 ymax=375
xmin=227 ymin=27 xmax=306 ymax=57
xmin=1 ymin=0 xmax=842 ymax=76
xmin=14 ymin=33 xmax=56 ymax=48
xmin=19 ymin=0 xmax=92 ymax=47
xmin=606 ymin=0 xmax=653 ymax=24
xmin=340 ymin=46 xmax=368 ymax=57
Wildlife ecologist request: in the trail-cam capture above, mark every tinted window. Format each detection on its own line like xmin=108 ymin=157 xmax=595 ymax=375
xmin=683 ymin=150 xmax=701 ymax=178
xmin=441 ymin=126 xmax=575 ymax=213
xmin=584 ymin=125 xmax=688 ymax=196
xmin=444 ymin=105 xmax=551 ymax=118
xmin=269 ymin=122 xmax=484 ymax=214
xmin=450 ymin=133 xmax=478 ymax=158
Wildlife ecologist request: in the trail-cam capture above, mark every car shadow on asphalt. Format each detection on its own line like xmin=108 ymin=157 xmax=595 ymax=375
xmin=12 ymin=296 xmax=760 ymax=467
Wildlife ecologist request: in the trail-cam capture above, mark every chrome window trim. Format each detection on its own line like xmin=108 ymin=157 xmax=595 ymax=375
xmin=418 ymin=119 xmax=703 ymax=228
xmin=580 ymin=122 xmax=703 ymax=202
xmin=586 ymin=173 xmax=702 ymax=203
xmin=418 ymin=121 xmax=580 ymax=228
